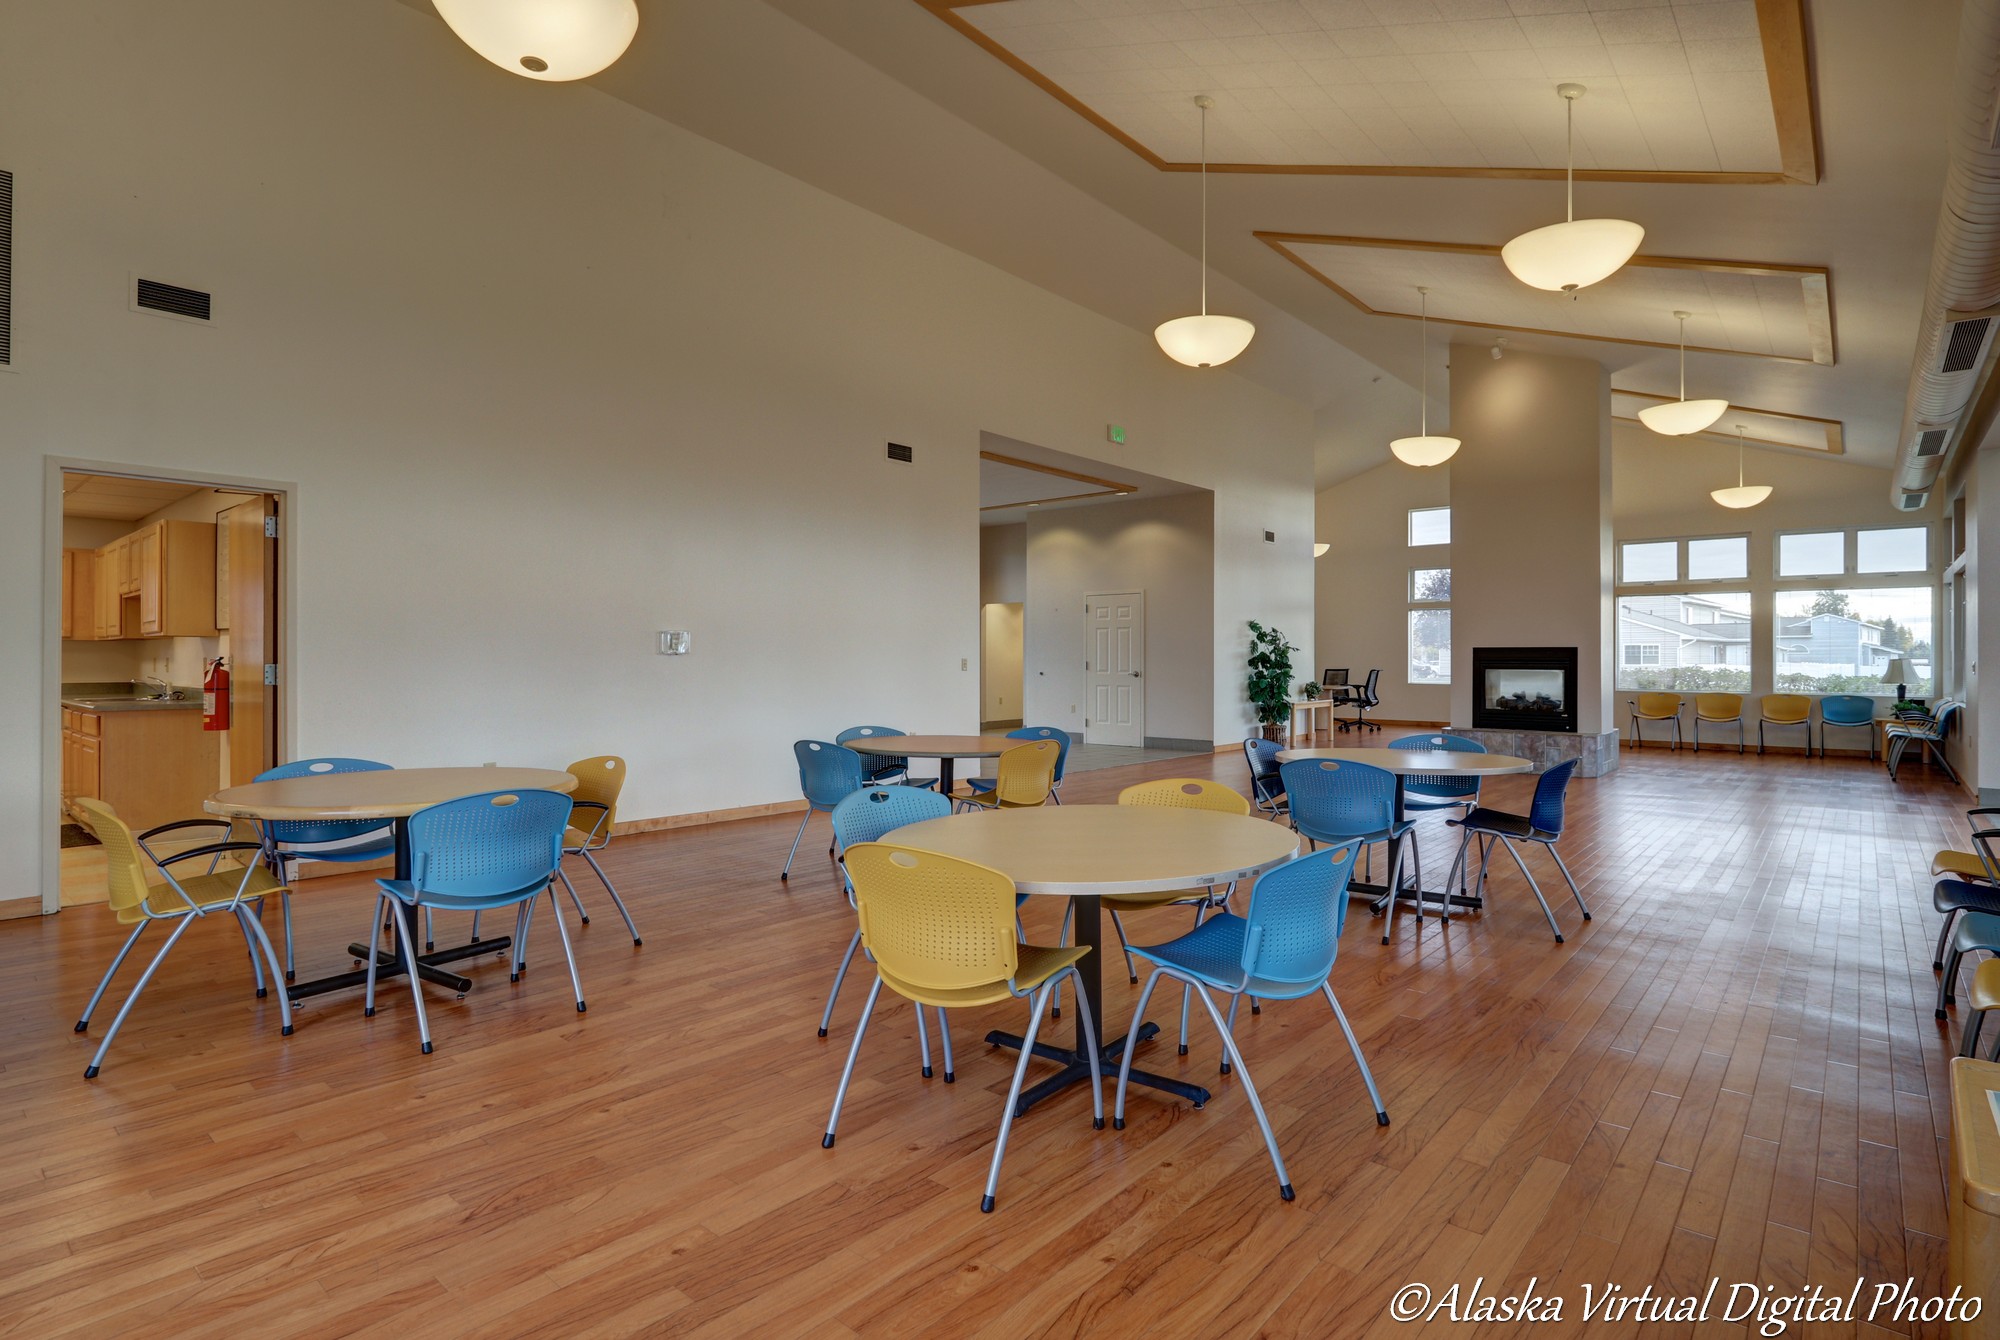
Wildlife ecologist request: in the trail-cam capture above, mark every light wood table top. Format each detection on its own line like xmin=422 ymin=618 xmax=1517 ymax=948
xmin=840 ymin=734 xmax=1024 ymax=759
xmin=1275 ymin=747 xmax=1533 ymax=775
xmin=888 ymin=805 xmax=1300 ymax=897
xmin=205 ymin=767 xmax=578 ymax=822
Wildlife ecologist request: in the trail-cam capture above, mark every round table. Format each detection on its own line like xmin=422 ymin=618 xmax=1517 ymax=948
xmin=840 ymin=734 xmax=1024 ymax=797
xmin=888 ymin=805 xmax=1301 ymax=1114
xmin=206 ymin=767 xmax=579 ymax=1003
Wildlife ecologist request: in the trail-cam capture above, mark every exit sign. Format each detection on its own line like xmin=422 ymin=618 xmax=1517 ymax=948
xmin=1107 ymin=424 xmax=1126 ymax=444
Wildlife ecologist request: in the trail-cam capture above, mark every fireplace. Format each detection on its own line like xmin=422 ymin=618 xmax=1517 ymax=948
xmin=1472 ymin=647 xmax=1578 ymax=734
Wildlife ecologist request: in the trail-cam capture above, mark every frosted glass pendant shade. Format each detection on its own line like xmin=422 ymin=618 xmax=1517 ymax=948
xmin=1390 ymin=435 xmax=1460 ymax=467
xmin=1637 ymin=397 xmax=1729 ymax=436
xmin=433 ymin=0 xmax=638 ymax=81
xmin=1154 ymin=314 xmax=1256 ymax=368
xmin=1500 ymin=218 xmax=1645 ymax=293
xmin=1710 ymin=484 xmax=1773 ymax=509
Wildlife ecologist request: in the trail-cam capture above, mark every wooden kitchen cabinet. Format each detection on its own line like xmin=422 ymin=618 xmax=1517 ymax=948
xmin=61 ymin=706 xmax=215 ymax=832
xmin=62 ymin=548 xmax=100 ymax=641
xmin=88 ymin=520 xmax=219 ymax=640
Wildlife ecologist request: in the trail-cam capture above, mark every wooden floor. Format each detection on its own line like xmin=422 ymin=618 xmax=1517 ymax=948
xmin=0 ymin=740 xmax=1983 ymax=1338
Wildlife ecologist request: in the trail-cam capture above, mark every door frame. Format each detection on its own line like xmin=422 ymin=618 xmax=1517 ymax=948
xmin=1082 ymin=589 xmax=1145 ymax=747
xmin=39 ymin=456 xmax=296 ymax=916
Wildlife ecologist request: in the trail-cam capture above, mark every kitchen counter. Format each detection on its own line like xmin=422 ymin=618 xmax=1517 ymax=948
xmin=61 ymin=696 xmax=202 ymax=713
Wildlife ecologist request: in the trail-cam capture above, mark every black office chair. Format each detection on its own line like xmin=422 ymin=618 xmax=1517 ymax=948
xmin=1337 ymin=669 xmax=1382 ymax=733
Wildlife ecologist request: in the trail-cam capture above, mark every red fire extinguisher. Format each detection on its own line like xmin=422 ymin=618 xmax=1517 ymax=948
xmin=203 ymin=657 xmax=230 ymax=732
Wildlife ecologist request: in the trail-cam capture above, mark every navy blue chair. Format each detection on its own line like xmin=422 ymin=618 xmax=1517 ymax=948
xmin=1446 ymin=760 xmax=1589 ymax=943
xmin=1242 ymin=738 xmax=1288 ymax=819
xmin=1112 ymin=845 xmax=1388 ymax=1202
xmin=371 ymin=789 xmax=576 ymax=1054
xmin=783 ymin=741 xmax=867 ymax=881
xmin=965 ymin=726 xmax=1070 ymax=804
xmin=254 ymin=757 xmax=396 ymax=980
xmin=834 ymin=726 xmax=937 ymax=790
xmin=1388 ymin=732 xmax=1487 ymax=817
xmin=1282 ymin=756 xmax=1419 ymax=945
xmin=1937 ymin=910 xmax=2000 ymax=1021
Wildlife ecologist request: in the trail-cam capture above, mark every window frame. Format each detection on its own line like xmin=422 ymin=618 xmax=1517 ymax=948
xmin=1774 ymin=528 xmax=1849 ymax=580
xmin=1407 ymin=506 xmax=1451 ymax=548
xmin=1614 ymin=589 xmax=1754 ymax=693
xmin=1854 ymin=524 xmax=1929 ymax=575
xmin=1409 ymin=567 xmax=1451 ymax=604
xmin=1406 ymin=607 xmax=1451 ymax=686
xmin=1768 ymin=584 xmax=1936 ymax=697
xmin=1617 ymin=533 xmax=1750 ymax=587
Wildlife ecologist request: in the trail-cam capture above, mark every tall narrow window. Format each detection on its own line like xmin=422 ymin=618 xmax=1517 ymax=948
xmin=1408 ymin=507 xmax=1450 ymax=547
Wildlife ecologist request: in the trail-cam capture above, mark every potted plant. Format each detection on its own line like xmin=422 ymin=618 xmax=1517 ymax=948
xmin=1245 ymin=620 xmax=1298 ymax=742
xmin=1298 ymin=680 xmax=1322 ymax=701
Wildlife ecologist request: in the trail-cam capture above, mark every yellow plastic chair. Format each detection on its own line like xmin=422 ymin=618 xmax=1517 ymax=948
xmin=822 ymin=843 xmax=1101 ymax=1213
xmin=1625 ymin=693 xmax=1683 ymax=749
xmin=1758 ymin=694 xmax=1813 ymax=755
xmin=457 ymin=755 xmax=641 ymax=954
xmin=1096 ymin=780 xmax=1254 ymax=983
xmin=1962 ymin=960 xmax=2000 ymax=1059
xmin=956 ymin=740 xmax=1059 ymax=812
xmin=70 ymin=798 xmax=292 ymax=1080
xmin=1692 ymin=693 xmax=1745 ymax=754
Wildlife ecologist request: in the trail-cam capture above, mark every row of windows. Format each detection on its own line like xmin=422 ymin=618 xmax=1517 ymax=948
xmin=1616 ymin=587 xmax=1933 ymax=695
xmin=1620 ymin=527 xmax=1927 ymax=585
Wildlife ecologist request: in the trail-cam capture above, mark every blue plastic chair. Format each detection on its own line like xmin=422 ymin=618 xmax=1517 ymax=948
xmin=1111 ymin=845 xmax=1388 ymax=1201
xmin=1241 ymin=738 xmax=1288 ymax=819
xmin=822 ymin=786 xmax=954 ymax=1077
xmin=965 ymin=726 xmax=1070 ymax=803
xmin=783 ymin=741 xmax=867 ymax=881
xmin=1281 ymin=757 xmax=1419 ymax=945
xmin=1446 ymin=760 xmax=1589 ymax=943
xmin=1938 ymin=909 xmax=2000 ymax=1020
xmin=834 ymin=726 xmax=938 ymax=790
xmin=1388 ymin=732 xmax=1487 ymax=815
xmin=254 ymin=758 xmax=396 ymax=980
xmin=1818 ymin=695 xmax=1877 ymax=759
xmin=371 ymin=789 xmax=575 ymax=1054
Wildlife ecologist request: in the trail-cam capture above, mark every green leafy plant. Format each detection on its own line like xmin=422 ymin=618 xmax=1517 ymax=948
xmin=1298 ymin=680 xmax=1322 ymax=701
xmin=1246 ymin=621 xmax=1298 ymax=736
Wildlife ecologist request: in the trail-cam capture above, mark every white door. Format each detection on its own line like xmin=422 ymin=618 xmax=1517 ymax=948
xmin=1084 ymin=592 xmax=1144 ymax=746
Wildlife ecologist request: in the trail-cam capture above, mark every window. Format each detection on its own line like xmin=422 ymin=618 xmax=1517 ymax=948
xmin=1686 ymin=536 xmax=1748 ymax=581
xmin=1777 ymin=530 xmax=1844 ymax=577
xmin=1856 ymin=526 xmax=1927 ymax=574
xmin=1620 ymin=541 xmax=1678 ymax=583
xmin=1411 ymin=568 xmax=1450 ymax=602
xmin=1772 ymin=587 xmax=1933 ymax=695
xmin=1408 ymin=609 xmax=1450 ymax=684
xmin=1616 ymin=592 xmax=1752 ymax=691
xmin=1408 ymin=507 xmax=1450 ymax=547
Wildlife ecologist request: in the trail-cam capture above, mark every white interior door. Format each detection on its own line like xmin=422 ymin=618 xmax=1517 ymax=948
xmin=1084 ymin=592 xmax=1144 ymax=746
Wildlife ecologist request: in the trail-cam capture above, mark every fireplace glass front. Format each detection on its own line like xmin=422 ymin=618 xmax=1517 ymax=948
xmin=1484 ymin=668 xmax=1566 ymax=719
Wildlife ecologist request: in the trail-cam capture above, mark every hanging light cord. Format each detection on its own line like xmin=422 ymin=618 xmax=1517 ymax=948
xmin=1678 ymin=314 xmax=1687 ymax=400
xmin=1418 ymin=288 xmax=1429 ymax=435
xmin=1565 ymin=93 xmax=1574 ymax=223
xmin=1199 ymin=102 xmax=1209 ymax=316
xmin=1736 ymin=426 xmax=1747 ymax=488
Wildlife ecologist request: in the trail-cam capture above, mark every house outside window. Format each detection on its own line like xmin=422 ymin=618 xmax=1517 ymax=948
xmin=1616 ymin=592 xmax=1753 ymax=691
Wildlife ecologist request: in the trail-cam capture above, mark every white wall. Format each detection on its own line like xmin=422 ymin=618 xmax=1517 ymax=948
xmin=1 ymin=0 xmax=1314 ymax=896
xmin=1023 ymin=492 xmax=1216 ymax=744
xmin=1313 ymin=459 xmax=1451 ymax=723
xmin=980 ymin=524 xmax=1026 ymax=605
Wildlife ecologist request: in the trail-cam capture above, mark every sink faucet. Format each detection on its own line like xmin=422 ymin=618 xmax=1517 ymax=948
xmin=140 ymin=676 xmax=172 ymax=700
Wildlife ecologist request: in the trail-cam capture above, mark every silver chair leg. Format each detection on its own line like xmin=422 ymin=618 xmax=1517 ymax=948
xmin=982 ymin=973 xmax=1089 ymax=1213
xmin=1109 ymin=909 xmax=1138 ymax=984
xmin=510 ymin=900 xmax=532 ymax=981
xmin=819 ymin=929 xmax=863 ymax=1037
xmin=76 ymin=922 xmax=148 ymax=1032
xmin=1221 ymin=993 xmax=1243 ymax=1075
xmin=1937 ymin=948 xmax=1964 ymax=1018
xmin=780 ymin=810 xmax=813 ymax=880
xmin=579 ymin=847 xmax=641 ymax=944
xmin=390 ymin=901 xmax=434 ymax=1053
xmin=560 ymin=865 xmax=590 ymax=924
xmin=822 ymin=976 xmax=884 ymax=1147
xmin=423 ymin=906 xmax=434 ymax=952
xmin=916 ymin=1001 xmax=934 ymax=1079
xmin=1189 ymin=981 xmax=1294 ymax=1199
xmin=84 ymin=915 xmax=198 ymax=1078
xmin=238 ymin=910 xmax=268 ymax=998
xmin=1323 ymin=982 xmax=1388 ymax=1124
xmin=542 ymin=885 xmax=587 ymax=1013
xmin=237 ymin=905 xmax=295 ymax=1039
xmin=516 ymin=892 xmax=538 ymax=972
xmin=1548 ymin=846 xmax=1591 ymax=920
xmin=937 ymin=1007 xmax=955 ymax=1083
xmin=280 ymin=890 xmax=295 ymax=982
xmin=365 ymin=894 xmax=386 ymax=1015
xmin=1499 ymin=838 xmax=1566 ymax=943
xmin=1116 ymin=968 xmax=1171 ymax=1127
xmin=1050 ymin=900 xmax=1074 ymax=1019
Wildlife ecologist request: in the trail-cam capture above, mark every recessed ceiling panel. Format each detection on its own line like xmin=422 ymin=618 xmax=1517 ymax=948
xmin=920 ymin=0 xmax=1816 ymax=183
xmin=60 ymin=473 xmax=209 ymax=521
xmin=1259 ymin=232 xmax=1833 ymax=364
xmin=1613 ymin=390 xmax=1842 ymax=454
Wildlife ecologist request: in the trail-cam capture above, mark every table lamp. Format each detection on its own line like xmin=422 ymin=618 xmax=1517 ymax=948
xmin=1880 ymin=657 xmax=1913 ymax=702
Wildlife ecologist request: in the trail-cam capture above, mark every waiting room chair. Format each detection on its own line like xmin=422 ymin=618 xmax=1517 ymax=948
xmin=1932 ymin=811 xmax=2000 ymax=889
xmin=553 ymin=755 xmax=642 ymax=945
xmin=1817 ymin=694 xmax=1876 ymax=760
xmin=782 ymin=740 xmax=867 ymax=881
xmin=1959 ymin=960 xmax=2000 ymax=1060
xmin=71 ymin=798 xmax=292 ymax=1079
xmin=834 ymin=726 xmax=937 ymax=791
xmin=1932 ymin=878 xmax=2000 ymax=977
xmin=371 ymin=789 xmax=577 ymax=1054
xmin=956 ymin=740 xmax=1059 ymax=812
xmin=1336 ymin=669 xmax=1382 ymax=733
xmin=823 ymin=843 xmax=1101 ymax=1214
xmin=965 ymin=726 xmax=1070 ymax=804
xmin=1242 ymin=738 xmax=1289 ymax=820
xmin=254 ymin=757 xmax=396 ymax=981
xmin=821 ymin=785 xmax=953 ymax=1056
xmin=1887 ymin=700 xmax=1963 ymax=783
xmin=1282 ymin=757 xmax=1418 ymax=945
xmin=1691 ymin=694 xmax=1745 ymax=754
xmin=1757 ymin=695 xmax=1813 ymax=755
xmin=1112 ymin=845 xmax=1388 ymax=1203
xmin=1446 ymin=760 xmax=1589 ymax=944
xmin=1626 ymin=694 xmax=1683 ymax=750
xmin=1935 ymin=909 xmax=2000 ymax=1022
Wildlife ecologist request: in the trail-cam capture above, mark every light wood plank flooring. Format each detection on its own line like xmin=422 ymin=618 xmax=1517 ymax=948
xmin=0 ymin=742 xmax=1981 ymax=1337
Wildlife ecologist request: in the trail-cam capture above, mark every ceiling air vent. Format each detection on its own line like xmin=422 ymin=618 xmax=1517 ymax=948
xmin=133 ymin=277 xmax=212 ymax=323
xmin=0 ymin=169 xmax=12 ymax=366
xmin=886 ymin=443 xmax=913 ymax=463
xmin=1900 ymin=490 xmax=1929 ymax=510
xmin=1915 ymin=428 xmax=1950 ymax=457
xmin=1939 ymin=316 xmax=1992 ymax=373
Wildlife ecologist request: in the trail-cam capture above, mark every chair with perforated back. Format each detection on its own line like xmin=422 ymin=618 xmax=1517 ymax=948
xmin=551 ymin=755 xmax=642 ymax=945
xmin=254 ymin=758 xmax=395 ymax=980
xmin=1817 ymin=694 xmax=1876 ymax=759
xmin=1446 ymin=760 xmax=1588 ymax=943
xmin=1281 ymin=757 xmax=1419 ymax=945
xmin=964 ymin=727 xmax=1070 ymax=803
xmin=70 ymin=798 xmax=292 ymax=1079
xmin=782 ymin=741 xmax=867 ymax=881
xmin=1389 ymin=732 xmax=1487 ymax=816
xmin=1757 ymin=694 xmax=1813 ymax=755
xmin=1112 ymin=845 xmax=1387 ymax=1201
xmin=1888 ymin=699 xmax=1963 ymax=782
xmin=834 ymin=727 xmax=938 ymax=791
xmin=1242 ymin=738 xmax=1288 ymax=819
xmin=823 ymin=843 xmax=1101 ymax=1214
xmin=1936 ymin=909 xmax=2000 ymax=1022
xmin=372 ymin=789 xmax=576 ymax=1054
xmin=1092 ymin=779 xmax=1254 ymax=977
xmin=1335 ymin=669 xmax=1382 ymax=733
xmin=956 ymin=740 xmax=1059 ymax=812
xmin=1692 ymin=694 xmax=1745 ymax=754
xmin=1626 ymin=694 xmax=1684 ymax=750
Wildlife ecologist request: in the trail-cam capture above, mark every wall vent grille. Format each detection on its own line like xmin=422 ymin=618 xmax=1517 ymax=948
xmin=134 ymin=278 xmax=211 ymax=321
xmin=1940 ymin=316 xmax=1991 ymax=373
xmin=886 ymin=443 xmax=913 ymax=463
xmin=1915 ymin=428 xmax=1949 ymax=457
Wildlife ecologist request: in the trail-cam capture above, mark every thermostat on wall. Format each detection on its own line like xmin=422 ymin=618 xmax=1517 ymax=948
xmin=659 ymin=631 xmax=691 ymax=655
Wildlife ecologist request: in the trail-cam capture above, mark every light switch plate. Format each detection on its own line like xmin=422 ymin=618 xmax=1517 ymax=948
xmin=659 ymin=630 xmax=691 ymax=655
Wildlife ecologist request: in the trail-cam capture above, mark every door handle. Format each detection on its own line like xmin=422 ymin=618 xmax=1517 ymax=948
xmin=1130 ymin=671 xmax=1142 ymax=678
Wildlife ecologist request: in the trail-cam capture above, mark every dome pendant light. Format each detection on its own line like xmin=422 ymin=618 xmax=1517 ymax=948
xmin=1155 ymin=96 xmax=1255 ymax=369
xmin=1711 ymin=424 xmax=1773 ymax=509
xmin=1390 ymin=288 xmax=1460 ymax=467
xmin=433 ymin=0 xmax=639 ymax=82
xmin=1637 ymin=311 xmax=1729 ymax=436
xmin=1501 ymin=84 xmax=1645 ymax=296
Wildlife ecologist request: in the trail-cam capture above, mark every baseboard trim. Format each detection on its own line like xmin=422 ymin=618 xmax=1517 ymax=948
xmin=614 ymin=798 xmax=807 ymax=836
xmin=0 ymin=895 xmax=44 ymax=921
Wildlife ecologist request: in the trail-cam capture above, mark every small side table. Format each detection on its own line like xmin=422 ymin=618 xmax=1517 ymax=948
xmin=1288 ymin=698 xmax=1338 ymax=742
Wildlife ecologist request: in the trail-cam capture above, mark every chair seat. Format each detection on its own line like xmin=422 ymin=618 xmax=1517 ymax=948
xmin=1632 ymin=711 xmax=1679 ymax=721
xmin=1761 ymin=716 xmax=1809 ymax=726
xmin=1972 ymin=960 xmax=2000 ymax=1013
xmin=124 ymin=863 xmax=284 ymax=924
xmin=275 ymin=837 xmax=396 ymax=864
xmin=1935 ymin=879 xmax=2000 ymax=915
xmin=959 ymin=791 xmax=1043 ymax=810
xmin=375 ymin=876 xmax=554 ymax=912
xmin=1934 ymin=850 xmax=1994 ymax=882
xmin=1696 ymin=712 xmax=1741 ymax=723
xmin=1885 ymin=724 xmax=1938 ymax=740
xmin=1103 ymin=886 xmax=1214 ymax=911
xmin=1455 ymin=808 xmax=1549 ymax=841
xmin=1951 ymin=910 xmax=2000 ymax=953
xmin=1126 ymin=913 xmax=1320 ymax=1002
xmin=876 ymin=942 xmax=1087 ymax=1008
xmin=1403 ymin=793 xmax=1476 ymax=810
